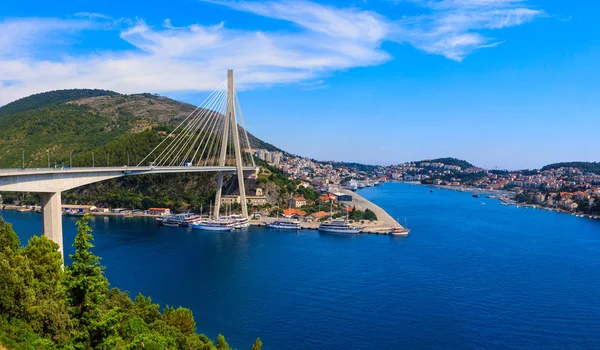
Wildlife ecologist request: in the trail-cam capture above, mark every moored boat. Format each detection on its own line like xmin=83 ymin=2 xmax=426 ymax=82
xmin=266 ymin=220 xmax=301 ymax=230
xmin=191 ymin=220 xmax=233 ymax=231
xmin=318 ymin=220 xmax=361 ymax=234
xmin=390 ymin=227 xmax=409 ymax=236
xmin=228 ymin=214 xmax=250 ymax=229
xmin=160 ymin=213 xmax=201 ymax=227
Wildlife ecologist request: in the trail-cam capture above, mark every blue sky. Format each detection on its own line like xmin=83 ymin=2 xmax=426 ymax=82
xmin=1 ymin=0 xmax=599 ymax=169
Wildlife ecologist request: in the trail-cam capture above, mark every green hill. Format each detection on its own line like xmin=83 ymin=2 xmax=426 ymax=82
xmin=0 ymin=89 xmax=284 ymax=211
xmin=417 ymin=157 xmax=475 ymax=169
xmin=0 ymin=89 xmax=118 ymax=118
xmin=0 ymin=89 xmax=281 ymax=169
xmin=541 ymin=161 xmax=600 ymax=174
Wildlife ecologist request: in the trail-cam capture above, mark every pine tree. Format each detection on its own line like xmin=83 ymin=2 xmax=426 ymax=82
xmin=216 ymin=334 xmax=231 ymax=350
xmin=62 ymin=214 xmax=111 ymax=348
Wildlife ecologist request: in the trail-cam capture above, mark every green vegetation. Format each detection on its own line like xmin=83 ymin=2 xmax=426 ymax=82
xmin=0 ymin=104 xmax=131 ymax=168
xmin=0 ymin=89 xmax=287 ymax=211
xmin=0 ymin=216 xmax=260 ymax=349
xmin=0 ymin=89 xmax=118 ymax=118
xmin=417 ymin=157 xmax=474 ymax=169
xmin=316 ymin=161 xmax=377 ymax=173
xmin=541 ymin=162 xmax=600 ymax=174
xmin=333 ymin=207 xmax=377 ymax=221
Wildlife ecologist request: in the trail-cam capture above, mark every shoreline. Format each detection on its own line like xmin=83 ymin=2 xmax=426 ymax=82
xmin=402 ymin=182 xmax=600 ymax=220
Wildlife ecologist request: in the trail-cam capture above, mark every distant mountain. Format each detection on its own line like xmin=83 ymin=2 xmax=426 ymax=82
xmin=541 ymin=161 xmax=600 ymax=173
xmin=0 ymin=89 xmax=281 ymax=169
xmin=416 ymin=157 xmax=475 ymax=169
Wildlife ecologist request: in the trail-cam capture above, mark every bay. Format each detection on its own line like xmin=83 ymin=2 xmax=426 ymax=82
xmin=4 ymin=182 xmax=600 ymax=349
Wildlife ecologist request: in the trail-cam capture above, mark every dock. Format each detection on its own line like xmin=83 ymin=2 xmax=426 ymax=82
xmin=336 ymin=188 xmax=407 ymax=234
xmin=251 ymin=188 xmax=408 ymax=236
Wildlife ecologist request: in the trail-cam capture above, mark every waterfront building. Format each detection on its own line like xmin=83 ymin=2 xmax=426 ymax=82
xmin=308 ymin=211 xmax=329 ymax=221
xmin=146 ymin=208 xmax=171 ymax=216
xmin=333 ymin=193 xmax=353 ymax=202
xmin=282 ymin=208 xmax=306 ymax=219
xmin=289 ymin=197 xmax=307 ymax=208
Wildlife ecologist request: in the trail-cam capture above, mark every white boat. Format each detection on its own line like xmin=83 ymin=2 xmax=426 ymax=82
xmin=390 ymin=227 xmax=409 ymax=236
xmin=266 ymin=220 xmax=301 ymax=230
xmin=318 ymin=220 xmax=361 ymax=234
xmin=228 ymin=214 xmax=250 ymax=229
xmin=191 ymin=220 xmax=233 ymax=231
xmin=160 ymin=213 xmax=201 ymax=227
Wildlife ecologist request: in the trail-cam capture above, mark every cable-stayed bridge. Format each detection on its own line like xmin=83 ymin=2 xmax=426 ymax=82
xmin=0 ymin=70 xmax=259 ymax=260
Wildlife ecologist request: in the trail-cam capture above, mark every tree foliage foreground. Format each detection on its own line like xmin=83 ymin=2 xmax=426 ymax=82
xmin=0 ymin=215 xmax=262 ymax=349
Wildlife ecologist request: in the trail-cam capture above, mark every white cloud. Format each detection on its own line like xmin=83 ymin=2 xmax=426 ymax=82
xmin=0 ymin=18 xmax=93 ymax=59
xmin=393 ymin=0 xmax=544 ymax=60
xmin=0 ymin=0 xmax=543 ymax=105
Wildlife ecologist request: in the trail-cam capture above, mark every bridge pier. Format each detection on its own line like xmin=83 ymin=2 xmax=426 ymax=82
xmin=40 ymin=192 xmax=64 ymax=263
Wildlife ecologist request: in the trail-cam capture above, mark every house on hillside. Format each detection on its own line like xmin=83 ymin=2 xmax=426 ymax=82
xmin=289 ymin=197 xmax=307 ymax=208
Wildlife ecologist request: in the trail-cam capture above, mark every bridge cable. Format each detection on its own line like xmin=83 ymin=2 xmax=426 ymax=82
xmin=160 ymin=83 xmax=227 ymax=166
xmin=155 ymin=81 xmax=227 ymax=166
xmin=165 ymin=85 xmax=228 ymax=166
xmin=137 ymin=78 xmax=227 ymax=166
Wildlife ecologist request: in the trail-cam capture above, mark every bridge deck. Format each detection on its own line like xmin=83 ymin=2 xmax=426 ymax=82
xmin=0 ymin=166 xmax=258 ymax=177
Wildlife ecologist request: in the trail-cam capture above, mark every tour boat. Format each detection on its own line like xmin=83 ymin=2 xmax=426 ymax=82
xmin=266 ymin=220 xmax=301 ymax=230
xmin=160 ymin=213 xmax=201 ymax=227
xmin=318 ymin=220 xmax=361 ymax=234
xmin=228 ymin=214 xmax=250 ymax=229
xmin=191 ymin=220 xmax=233 ymax=231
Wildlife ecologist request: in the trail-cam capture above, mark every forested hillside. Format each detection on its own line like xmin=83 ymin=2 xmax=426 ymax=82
xmin=0 ymin=89 xmax=284 ymax=210
xmin=0 ymin=89 xmax=118 ymax=117
xmin=541 ymin=161 xmax=600 ymax=174
xmin=416 ymin=157 xmax=475 ymax=169
xmin=0 ymin=89 xmax=281 ymax=169
xmin=0 ymin=216 xmax=261 ymax=349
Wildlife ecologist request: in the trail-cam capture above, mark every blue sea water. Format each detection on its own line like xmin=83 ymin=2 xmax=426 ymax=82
xmin=3 ymin=182 xmax=600 ymax=349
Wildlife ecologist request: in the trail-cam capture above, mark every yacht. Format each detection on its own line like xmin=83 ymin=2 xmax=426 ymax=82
xmin=191 ymin=220 xmax=233 ymax=231
xmin=160 ymin=213 xmax=201 ymax=227
xmin=266 ymin=220 xmax=301 ymax=230
xmin=228 ymin=214 xmax=250 ymax=229
xmin=318 ymin=220 xmax=361 ymax=234
xmin=357 ymin=182 xmax=366 ymax=189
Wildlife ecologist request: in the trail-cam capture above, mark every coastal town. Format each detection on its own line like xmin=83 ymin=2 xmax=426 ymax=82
xmin=256 ymin=149 xmax=600 ymax=218
xmin=2 ymin=149 xmax=599 ymax=227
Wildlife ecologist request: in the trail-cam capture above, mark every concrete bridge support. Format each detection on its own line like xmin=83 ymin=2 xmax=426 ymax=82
xmin=40 ymin=192 xmax=64 ymax=263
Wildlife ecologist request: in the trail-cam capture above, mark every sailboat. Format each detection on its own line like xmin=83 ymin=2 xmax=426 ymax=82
xmin=390 ymin=217 xmax=410 ymax=236
xmin=191 ymin=200 xmax=233 ymax=231
xmin=318 ymin=200 xmax=361 ymax=234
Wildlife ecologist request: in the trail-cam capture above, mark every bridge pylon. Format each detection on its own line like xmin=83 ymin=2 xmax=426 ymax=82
xmin=214 ymin=70 xmax=249 ymax=219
